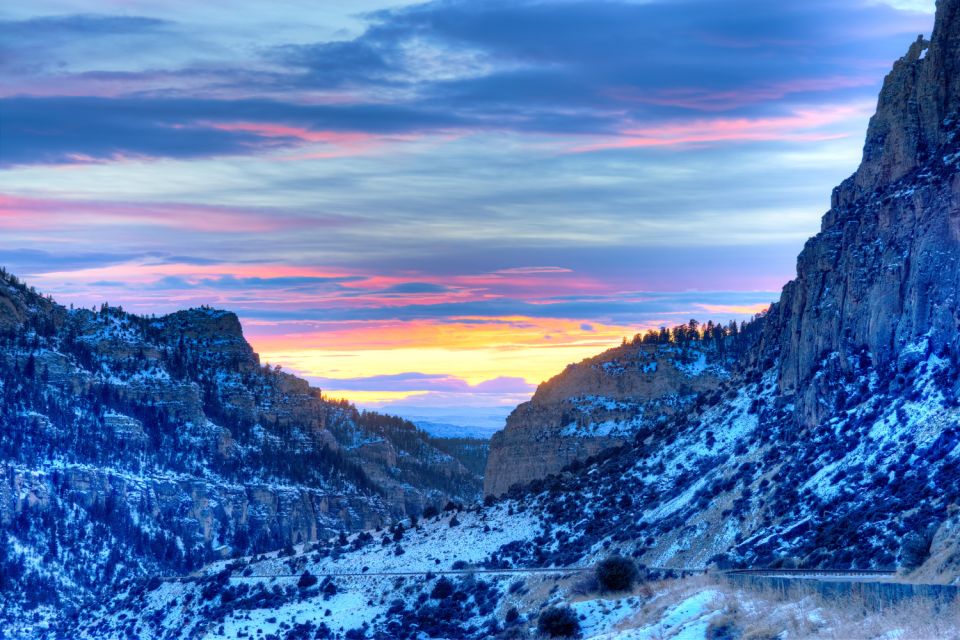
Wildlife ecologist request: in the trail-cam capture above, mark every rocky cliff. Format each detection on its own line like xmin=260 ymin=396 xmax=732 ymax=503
xmin=0 ymin=272 xmax=481 ymax=632
xmin=768 ymin=6 xmax=960 ymax=426
xmin=487 ymin=0 xmax=960 ymax=496
xmin=484 ymin=332 xmax=742 ymax=496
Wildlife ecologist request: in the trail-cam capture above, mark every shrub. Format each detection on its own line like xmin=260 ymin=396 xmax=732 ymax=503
xmin=706 ymin=614 xmax=740 ymax=640
xmin=901 ymin=531 xmax=933 ymax=569
xmin=596 ymin=556 xmax=639 ymax=592
xmin=537 ymin=606 xmax=580 ymax=638
xmin=297 ymin=571 xmax=318 ymax=589
xmin=320 ymin=577 xmax=338 ymax=598
xmin=430 ymin=577 xmax=454 ymax=600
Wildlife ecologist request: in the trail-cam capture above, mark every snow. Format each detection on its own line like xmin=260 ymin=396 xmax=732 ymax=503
xmin=676 ymin=353 xmax=709 ymax=377
xmin=213 ymin=587 xmax=385 ymax=639
xmin=582 ymin=589 xmax=721 ymax=640
xmin=571 ymin=595 xmax=644 ymax=637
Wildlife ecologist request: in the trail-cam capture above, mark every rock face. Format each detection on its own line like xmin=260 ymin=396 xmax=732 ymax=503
xmin=0 ymin=271 xmax=481 ymax=628
xmin=484 ymin=336 xmax=737 ymax=496
xmin=766 ymin=1 xmax=960 ymax=427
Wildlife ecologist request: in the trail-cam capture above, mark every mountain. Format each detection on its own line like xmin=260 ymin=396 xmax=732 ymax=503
xmin=482 ymin=0 xmax=960 ymax=570
xmin=483 ymin=323 xmax=758 ymax=496
xmin=413 ymin=420 xmax=499 ymax=440
xmin=12 ymin=1 xmax=960 ymax=637
xmin=0 ymin=272 xmax=481 ymax=635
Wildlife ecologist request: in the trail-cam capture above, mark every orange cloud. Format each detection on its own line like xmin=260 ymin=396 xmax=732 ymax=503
xmin=246 ymin=316 xmax=643 ymax=396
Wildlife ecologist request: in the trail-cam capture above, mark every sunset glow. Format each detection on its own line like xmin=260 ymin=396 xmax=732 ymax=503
xmin=0 ymin=0 xmax=936 ymax=427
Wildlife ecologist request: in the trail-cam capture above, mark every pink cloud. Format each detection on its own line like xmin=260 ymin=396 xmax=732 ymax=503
xmin=203 ymin=121 xmax=415 ymax=160
xmin=205 ymin=121 xmax=374 ymax=145
xmin=0 ymin=194 xmax=340 ymax=233
xmin=572 ymin=103 xmax=872 ymax=152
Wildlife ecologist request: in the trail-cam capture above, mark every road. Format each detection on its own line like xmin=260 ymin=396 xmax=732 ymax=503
xmin=160 ymin=566 xmax=906 ymax=583
xmin=159 ymin=566 xmax=593 ymax=582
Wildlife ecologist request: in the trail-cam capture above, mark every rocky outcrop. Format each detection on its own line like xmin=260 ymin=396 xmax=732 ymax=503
xmin=484 ymin=340 xmax=731 ymax=496
xmin=0 ymin=465 xmax=385 ymax=554
xmin=766 ymin=0 xmax=960 ymax=426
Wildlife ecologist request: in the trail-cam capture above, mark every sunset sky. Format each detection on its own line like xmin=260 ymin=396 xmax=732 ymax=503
xmin=0 ymin=0 xmax=936 ymax=431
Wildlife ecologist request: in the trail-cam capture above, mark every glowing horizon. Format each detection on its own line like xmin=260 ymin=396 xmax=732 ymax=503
xmin=0 ymin=0 xmax=936 ymax=427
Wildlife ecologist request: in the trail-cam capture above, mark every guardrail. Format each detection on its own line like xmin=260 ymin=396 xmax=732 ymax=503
xmin=723 ymin=568 xmax=897 ymax=578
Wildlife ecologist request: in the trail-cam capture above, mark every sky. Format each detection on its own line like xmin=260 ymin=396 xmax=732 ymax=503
xmin=0 ymin=0 xmax=937 ymax=433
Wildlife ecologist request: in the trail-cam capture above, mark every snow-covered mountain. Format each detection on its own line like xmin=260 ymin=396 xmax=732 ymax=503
xmin=8 ymin=0 xmax=960 ymax=637
xmin=484 ymin=322 xmax=759 ymax=496
xmin=0 ymin=272 xmax=482 ymax=636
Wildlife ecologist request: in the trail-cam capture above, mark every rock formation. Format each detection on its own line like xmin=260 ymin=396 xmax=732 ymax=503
xmin=487 ymin=0 xmax=960 ymax=492
xmin=766 ymin=1 xmax=960 ymax=426
xmin=484 ymin=327 xmax=753 ymax=496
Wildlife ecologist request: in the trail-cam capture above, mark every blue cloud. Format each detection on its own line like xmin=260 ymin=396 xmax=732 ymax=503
xmin=236 ymin=290 xmax=777 ymax=324
xmin=0 ymin=13 xmax=169 ymax=38
xmin=0 ymin=96 xmax=468 ymax=166
xmin=376 ymin=282 xmax=452 ymax=294
xmin=0 ymin=1 xmax=933 ymax=165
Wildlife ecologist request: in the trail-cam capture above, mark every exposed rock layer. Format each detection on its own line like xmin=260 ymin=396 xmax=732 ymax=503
xmin=484 ymin=341 xmax=731 ymax=496
xmin=767 ymin=0 xmax=960 ymax=426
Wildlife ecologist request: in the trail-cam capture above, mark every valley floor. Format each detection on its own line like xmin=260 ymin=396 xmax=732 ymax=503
xmin=74 ymin=502 xmax=960 ymax=640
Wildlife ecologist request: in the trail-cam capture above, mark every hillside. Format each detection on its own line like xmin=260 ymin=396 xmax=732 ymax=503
xmin=0 ymin=271 xmax=481 ymax=635
xmin=484 ymin=321 xmax=760 ymax=496
xmin=11 ymin=0 xmax=960 ymax=637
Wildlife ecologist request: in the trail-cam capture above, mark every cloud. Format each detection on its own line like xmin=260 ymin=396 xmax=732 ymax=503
xmin=270 ymin=39 xmax=401 ymax=86
xmin=0 ymin=248 xmax=152 ymax=275
xmin=0 ymin=194 xmax=322 ymax=232
xmin=146 ymin=274 xmax=366 ymax=292
xmin=0 ymin=1 xmax=934 ymax=165
xmin=235 ymin=290 xmax=779 ymax=324
xmin=0 ymin=96 xmax=468 ymax=166
xmin=0 ymin=14 xmax=174 ymax=75
xmin=377 ymin=282 xmax=453 ymax=294
xmin=494 ymin=266 xmax=573 ymax=275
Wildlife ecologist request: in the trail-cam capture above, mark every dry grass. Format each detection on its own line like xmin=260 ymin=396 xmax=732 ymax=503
xmin=570 ymin=573 xmax=960 ymax=639
xmin=707 ymin=575 xmax=960 ymax=639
